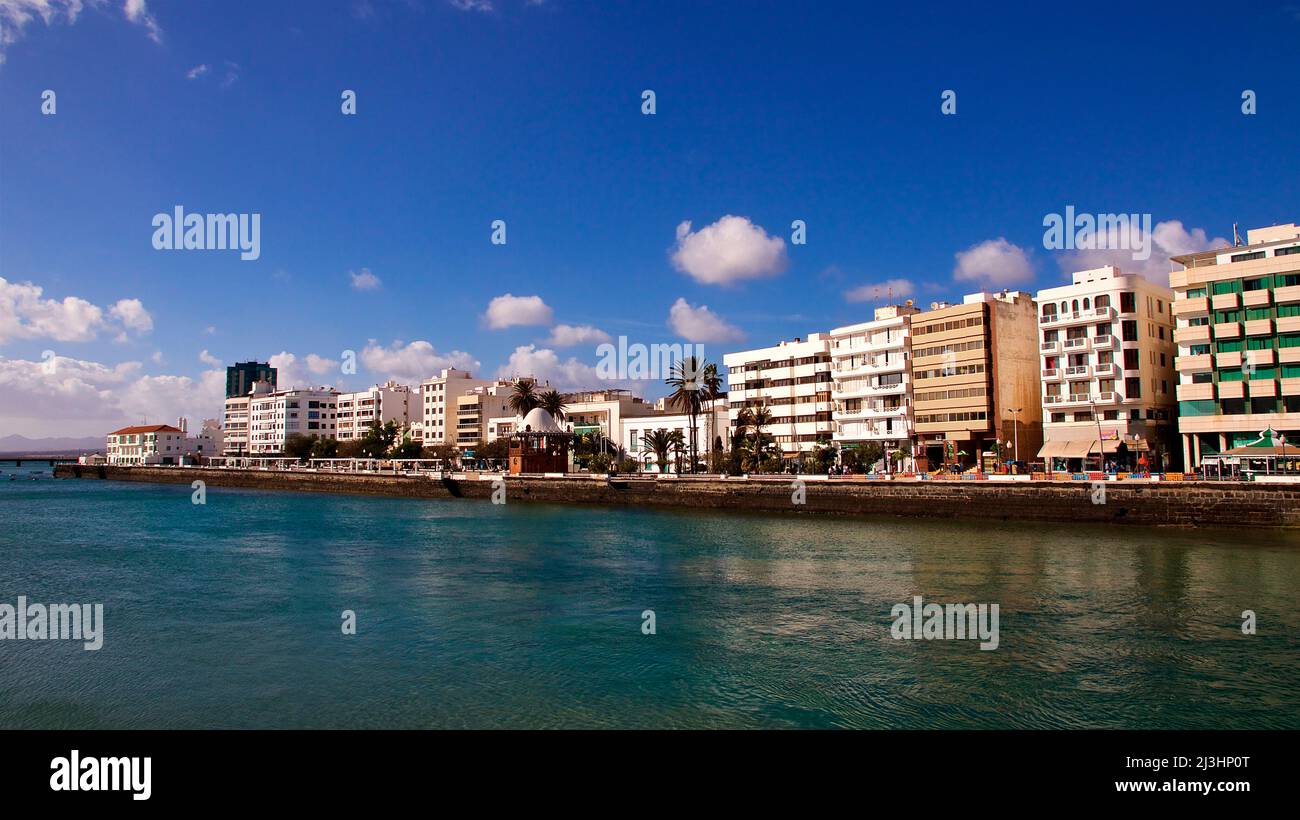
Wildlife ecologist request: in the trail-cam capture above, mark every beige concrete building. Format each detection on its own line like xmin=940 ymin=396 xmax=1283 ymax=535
xmin=1035 ymin=265 xmax=1176 ymax=469
xmin=454 ymin=382 xmax=516 ymax=450
xmin=910 ymin=291 xmax=1042 ymax=470
xmin=336 ymin=380 xmax=417 ymax=441
xmin=1170 ymin=222 xmax=1300 ymax=469
xmin=421 ymin=369 xmax=496 ymax=446
xmin=723 ymin=334 xmax=834 ymax=459
xmin=221 ymin=394 xmax=251 ymax=455
xmin=829 ymin=303 xmax=921 ymax=466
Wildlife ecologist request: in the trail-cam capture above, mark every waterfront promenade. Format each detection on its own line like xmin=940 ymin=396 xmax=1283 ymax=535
xmin=55 ymin=464 xmax=1300 ymax=528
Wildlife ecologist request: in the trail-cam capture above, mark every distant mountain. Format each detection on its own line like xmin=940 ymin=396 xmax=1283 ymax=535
xmin=0 ymin=434 xmax=105 ymax=455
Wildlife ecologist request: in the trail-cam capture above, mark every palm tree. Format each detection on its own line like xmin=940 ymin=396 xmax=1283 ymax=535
xmin=701 ymin=362 xmax=725 ymax=472
xmin=642 ymin=429 xmax=673 ymax=474
xmin=509 ymin=379 xmax=540 ymax=416
xmin=668 ymin=429 xmax=686 ymax=474
xmin=666 ymin=355 xmax=708 ymax=474
xmin=748 ymin=406 xmax=775 ymax=473
xmin=539 ymin=389 xmax=567 ymax=422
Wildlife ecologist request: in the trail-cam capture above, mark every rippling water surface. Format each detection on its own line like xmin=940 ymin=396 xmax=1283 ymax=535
xmin=2 ymin=465 xmax=1298 ymax=728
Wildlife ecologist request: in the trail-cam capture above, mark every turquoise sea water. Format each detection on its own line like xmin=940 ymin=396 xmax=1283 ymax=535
xmin=1 ymin=464 xmax=1298 ymax=729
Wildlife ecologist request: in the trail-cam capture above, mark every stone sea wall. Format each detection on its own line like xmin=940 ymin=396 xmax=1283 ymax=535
xmin=53 ymin=465 xmax=1300 ymax=528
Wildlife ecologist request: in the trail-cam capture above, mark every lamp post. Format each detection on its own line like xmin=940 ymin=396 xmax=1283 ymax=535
xmin=1089 ymin=399 xmax=1105 ymax=473
xmin=1008 ymin=407 xmax=1022 ymax=464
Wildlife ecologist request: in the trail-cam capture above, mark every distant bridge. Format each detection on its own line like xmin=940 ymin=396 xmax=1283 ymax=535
xmin=0 ymin=456 xmax=84 ymax=467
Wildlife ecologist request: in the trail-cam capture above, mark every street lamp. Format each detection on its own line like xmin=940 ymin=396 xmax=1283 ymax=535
xmin=1089 ymin=399 xmax=1105 ymax=473
xmin=1008 ymin=407 xmax=1022 ymax=464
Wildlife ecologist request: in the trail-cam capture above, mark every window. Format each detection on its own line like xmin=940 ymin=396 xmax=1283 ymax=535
xmin=1121 ymin=320 xmax=1138 ymax=342
xmin=1120 ymin=292 xmax=1136 ymax=313
xmin=1243 ymin=276 xmax=1271 ymax=291
xmin=1212 ymin=280 xmax=1242 ymax=295
xmin=1275 ymin=246 xmax=1300 ymax=257
xmin=1230 ymin=251 xmax=1264 ymax=263
xmin=1125 ymin=377 xmax=1142 ymax=398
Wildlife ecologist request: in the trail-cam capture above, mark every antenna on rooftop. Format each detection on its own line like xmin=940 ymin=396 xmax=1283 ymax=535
xmin=1233 ymin=223 xmax=1243 ymax=247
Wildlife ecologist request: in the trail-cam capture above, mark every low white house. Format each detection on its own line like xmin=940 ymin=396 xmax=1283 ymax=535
xmin=106 ymin=424 xmax=187 ymax=465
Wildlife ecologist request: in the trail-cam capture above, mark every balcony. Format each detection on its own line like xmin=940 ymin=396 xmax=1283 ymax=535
xmin=1280 ymin=347 xmax=1300 ymax=364
xmin=1040 ymin=340 xmax=1060 ymax=353
xmin=1171 ymin=296 xmax=1210 ymax=317
xmin=1041 ymin=367 xmax=1061 ymax=380
xmin=1176 ymin=382 xmax=1215 ymax=402
xmin=1242 ymin=289 xmax=1272 ymax=308
xmin=1062 ymin=337 xmax=1090 ymax=351
xmin=1277 ymin=315 xmax=1300 ymax=334
xmin=1176 ymin=354 xmax=1212 ymax=372
xmin=1213 ymin=322 xmax=1241 ymax=340
xmin=1216 ymin=351 xmax=1242 ymax=369
xmin=1244 ymin=318 xmax=1274 ymax=337
xmin=1174 ymin=325 xmax=1211 ymax=344
xmin=1211 ymin=292 xmax=1241 ymax=310
xmin=1091 ymin=334 xmax=1116 ymax=349
xmin=1249 ymin=378 xmax=1278 ymax=394
xmin=1275 ymin=285 xmax=1300 ymax=305
xmin=1218 ymin=381 xmax=1245 ymax=400
xmin=1064 ymin=365 xmax=1091 ymax=378
xmin=1093 ymin=362 xmax=1121 ymax=378
xmin=1283 ymin=378 xmax=1300 ymax=397
xmin=1245 ymin=349 xmax=1276 ymax=368
xmin=1094 ymin=391 xmax=1119 ymax=404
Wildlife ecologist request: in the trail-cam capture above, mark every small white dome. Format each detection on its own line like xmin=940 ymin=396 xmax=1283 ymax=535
xmin=520 ymin=407 xmax=564 ymax=434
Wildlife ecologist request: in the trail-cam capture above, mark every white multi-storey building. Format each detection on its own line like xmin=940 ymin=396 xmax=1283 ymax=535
xmin=1035 ymin=265 xmax=1176 ymax=469
xmin=222 ymin=394 xmax=252 ymax=455
xmin=106 ymin=424 xmax=187 ymax=465
xmin=421 ymin=369 xmax=497 ymax=446
xmin=337 ymin=380 xmax=417 ymax=441
xmin=723 ymin=333 xmax=834 ymax=460
xmin=829 ymin=303 xmax=920 ymax=463
xmin=248 ymin=384 xmax=339 ymax=453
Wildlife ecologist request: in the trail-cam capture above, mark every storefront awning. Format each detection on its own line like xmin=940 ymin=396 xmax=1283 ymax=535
xmin=1038 ymin=439 xmax=1095 ymax=458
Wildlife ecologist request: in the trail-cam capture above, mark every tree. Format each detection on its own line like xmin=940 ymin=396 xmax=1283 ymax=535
xmin=359 ymin=420 xmax=400 ymax=459
xmin=311 ymin=437 xmax=339 ymax=460
xmin=642 ymin=429 xmax=673 ymax=474
xmin=423 ymin=443 xmax=460 ymax=466
xmin=337 ymin=439 xmax=366 ymax=459
xmin=474 ymin=438 xmax=510 ymax=466
xmin=859 ymin=441 xmax=885 ymax=471
xmin=668 ymin=429 xmax=686 ymax=474
xmin=539 ymin=389 xmax=567 ymax=422
xmin=509 ymin=379 xmax=540 ymax=415
xmin=391 ymin=439 xmax=423 ymax=460
xmin=284 ymin=433 xmax=316 ymax=463
xmin=666 ymin=356 xmax=709 ymax=474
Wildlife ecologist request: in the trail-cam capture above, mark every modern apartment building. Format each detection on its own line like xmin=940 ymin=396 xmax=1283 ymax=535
xmin=248 ymin=384 xmax=339 ymax=453
xmin=336 ymin=380 xmax=417 ymax=441
xmin=723 ymin=334 xmax=834 ymax=460
xmin=225 ymin=361 xmax=276 ymax=399
xmin=1170 ymin=222 xmax=1300 ymax=469
xmin=454 ymin=382 xmax=516 ymax=450
xmin=829 ymin=303 xmax=920 ymax=465
xmin=1035 ymin=265 xmax=1176 ymax=469
xmin=222 ymin=393 xmax=252 ymax=455
xmin=106 ymin=424 xmax=186 ymax=465
xmin=421 ymin=369 xmax=497 ymax=446
xmin=910 ymin=291 xmax=1042 ymax=470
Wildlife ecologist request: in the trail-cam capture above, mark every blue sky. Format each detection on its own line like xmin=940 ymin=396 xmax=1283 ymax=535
xmin=2 ymin=0 xmax=1299 ymax=436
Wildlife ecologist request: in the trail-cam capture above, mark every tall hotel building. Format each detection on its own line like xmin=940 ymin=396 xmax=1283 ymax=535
xmin=724 ymin=334 xmax=834 ymax=460
xmin=1170 ymin=223 xmax=1300 ymax=469
xmin=421 ymin=369 xmax=497 ymax=446
xmin=248 ymin=384 xmax=340 ymax=454
xmin=829 ymin=303 xmax=920 ymax=463
xmin=1035 ymin=265 xmax=1176 ymax=469
xmin=910 ymin=291 xmax=1042 ymax=470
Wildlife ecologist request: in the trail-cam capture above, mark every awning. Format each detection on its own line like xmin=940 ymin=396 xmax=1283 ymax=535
xmin=1037 ymin=439 xmax=1093 ymax=458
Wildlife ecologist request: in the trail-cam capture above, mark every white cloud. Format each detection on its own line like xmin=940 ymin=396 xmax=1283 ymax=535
xmin=0 ymin=354 xmax=224 ymax=437
xmin=359 ymin=339 xmax=478 ymax=384
xmin=122 ymin=0 xmax=161 ymax=43
xmin=670 ymin=215 xmax=788 ymax=285
xmin=448 ymin=0 xmax=494 ymax=12
xmin=305 ymin=353 xmax=338 ymax=375
xmin=953 ymin=238 xmax=1035 ymax=286
xmin=484 ymin=293 xmax=553 ymax=329
xmin=198 ymin=349 xmax=221 ymax=367
xmin=108 ymin=298 xmax=152 ymax=333
xmin=495 ymin=344 xmax=604 ymax=391
xmin=267 ymin=351 xmax=333 ymax=390
xmin=185 ymin=63 xmax=209 ymax=79
xmin=0 ymin=277 xmax=152 ymax=343
xmin=546 ymin=323 xmax=611 ymax=347
xmin=349 ymin=268 xmax=382 ymax=291
xmin=844 ymin=278 xmax=915 ymax=303
xmin=667 ymin=297 xmax=744 ymax=343
xmin=203 ymin=325 xmax=216 ymax=335
xmin=151 ymin=350 xmax=164 ymax=364
xmin=1056 ymin=219 xmax=1230 ymax=283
